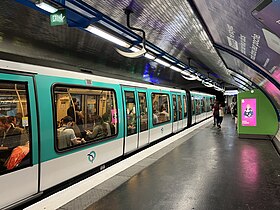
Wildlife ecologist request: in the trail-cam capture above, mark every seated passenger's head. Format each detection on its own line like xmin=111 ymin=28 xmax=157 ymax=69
xmin=0 ymin=116 xmax=7 ymax=128
xmin=62 ymin=116 xmax=73 ymax=127
xmin=93 ymin=115 xmax=103 ymax=125
xmin=7 ymin=116 xmax=16 ymax=125
xmin=102 ymin=113 xmax=110 ymax=122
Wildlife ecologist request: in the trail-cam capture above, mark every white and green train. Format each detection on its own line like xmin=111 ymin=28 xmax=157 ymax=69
xmin=0 ymin=59 xmax=215 ymax=209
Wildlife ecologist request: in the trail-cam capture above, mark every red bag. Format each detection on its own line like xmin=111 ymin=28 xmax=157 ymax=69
xmin=5 ymin=145 xmax=29 ymax=170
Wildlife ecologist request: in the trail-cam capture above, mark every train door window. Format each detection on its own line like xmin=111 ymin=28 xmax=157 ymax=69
xmin=125 ymin=91 xmax=137 ymax=136
xmin=183 ymin=95 xmax=187 ymax=118
xmin=178 ymin=95 xmax=182 ymax=120
xmin=172 ymin=95 xmax=178 ymax=122
xmin=54 ymin=86 xmax=118 ymax=150
xmin=201 ymin=99 xmax=205 ymax=112
xmin=0 ymin=82 xmax=31 ymax=174
xmin=138 ymin=92 xmax=148 ymax=132
xmin=152 ymin=93 xmax=170 ymax=125
xmin=191 ymin=97 xmax=195 ymax=115
xmin=195 ymin=99 xmax=199 ymax=115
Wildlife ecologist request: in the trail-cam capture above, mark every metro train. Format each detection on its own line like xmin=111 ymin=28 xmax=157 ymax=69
xmin=0 ymin=59 xmax=215 ymax=209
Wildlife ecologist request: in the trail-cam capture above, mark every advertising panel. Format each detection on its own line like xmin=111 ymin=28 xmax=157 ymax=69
xmin=241 ymin=98 xmax=257 ymax=126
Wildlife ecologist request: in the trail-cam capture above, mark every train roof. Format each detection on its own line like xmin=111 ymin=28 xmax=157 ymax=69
xmin=0 ymin=59 xmax=185 ymax=93
xmin=190 ymin=90 xmax=216 ymax=97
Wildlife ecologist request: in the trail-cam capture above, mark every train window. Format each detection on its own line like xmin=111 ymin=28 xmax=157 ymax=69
xmin=138 ymin=92 xmax=148 ymax=132
xmin=152 ymin=93 xmax=170 ymax=125
xmin=0 ymin=82 xmax=31 ymax=174
xmin=178 ymin=96 xmax=182 ymax=120
xmin=54 ymin=86 xmax=118 ymax=150
xmin=172 ymin=95 xmax=178 ymax=122
xmin=125 ymin=91 xmax=137 ymax=136
xmin=201 ymin=99 xmax=205 ymax=113
xmin=183 ymin=95 xmax=187 ymax=118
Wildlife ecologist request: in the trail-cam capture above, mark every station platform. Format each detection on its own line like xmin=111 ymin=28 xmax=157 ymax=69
xmin=25 ymin=116 xmax=280 ymax=210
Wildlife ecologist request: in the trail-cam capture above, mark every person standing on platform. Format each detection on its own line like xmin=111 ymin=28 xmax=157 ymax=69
xmin=217 ymin=104 xmax=224 ymax=128
xmin=212 ymin=100 xmax=219 ymax=127
xmin=232 ymin=103 xmax=238 ymax=130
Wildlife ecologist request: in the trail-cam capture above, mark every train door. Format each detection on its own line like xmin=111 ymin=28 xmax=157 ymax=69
xmin=172 ymin=94 xmax=178 ymax=133
xmin=122 ymin=87 xmax=148 ymax=153
xmin=0 ymin=74 xmax=39 ymax=209
xmin=191 ymin=96 xmax=196 ymax=124
xmin=182 ymin=95 xmax=188 ymax=127
xmin=137 ymin=90 xmax=149 ymax=147
xmin=177 ymin=94 xmax=183 ymax=131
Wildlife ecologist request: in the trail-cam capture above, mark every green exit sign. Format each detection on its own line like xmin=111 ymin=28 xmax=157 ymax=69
xmin=50 ymin=10 xmax=66 ymax=26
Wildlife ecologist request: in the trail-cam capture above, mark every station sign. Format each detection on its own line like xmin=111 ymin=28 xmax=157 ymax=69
xmin=50 ymin=10 xmax=66 ymax=26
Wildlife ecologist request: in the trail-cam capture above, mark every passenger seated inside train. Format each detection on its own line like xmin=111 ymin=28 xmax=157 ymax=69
xmin=153 ymin=108 xmax=159 ymax=124
xmin=5 ymin=139 xmax=30 ymax=170
xmin=0 ymin=116 xmax=23 ymax=150
xmin=0 ymin=115 xmax=30 ymax=173
xmin=158 ymin=107 xmax=170 ymax=122
xmin=85 ymin=115 xmax=107 ymax=141
xmin=102 ymin=113 xmax=115 ymax=136
xmin=57 ymin=116 xmax=86 ymax=149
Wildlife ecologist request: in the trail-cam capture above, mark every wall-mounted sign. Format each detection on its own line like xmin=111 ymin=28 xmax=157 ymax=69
xmin=241 ymin=98 xmax=257 ymax=126
xmin=50 ymin=10 xmax=66 ymax=26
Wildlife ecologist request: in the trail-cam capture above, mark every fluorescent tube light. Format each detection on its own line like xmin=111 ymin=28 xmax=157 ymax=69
xmin=182 ymin=75 xmax=197 ymax=80
xmin=181 ymin=72 xmax=197 ymax=80
xmin=154 ymin=58 xmax=171 ymax=67
xmin=177 ymin=63 xmax=186 ymax=69
xmin=36 ymin=1 xmax=58 ymax=13
xmin=85 ymin=25 xmax=130 ymax=48
xmin=202 ymin=81 xmax=214 ymax=87
xmin=162 ymin=55 xmax=175 ymax=63
xmin=224 ymin=90 xmax=238 ymax=95
xmin=170 ymin=66 xmax=182 ymax=72
xmin=181 ymin=70 xmax=191 ymax=76
xmin=144 ymin=53 xmax=156 ymax=60
xmin=130 ymin=46 xmax=140 ymax=52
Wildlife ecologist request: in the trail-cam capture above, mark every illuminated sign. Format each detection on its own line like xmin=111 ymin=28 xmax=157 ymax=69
xmin=241 ymin=98 xmax=257 ymax=126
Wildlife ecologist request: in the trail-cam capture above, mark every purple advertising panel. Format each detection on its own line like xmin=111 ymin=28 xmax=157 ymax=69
xmin=241 ymin=98 xmax=257 ymax=126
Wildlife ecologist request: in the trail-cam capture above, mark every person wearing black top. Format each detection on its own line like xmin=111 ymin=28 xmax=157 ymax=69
xmin=67 ymin=98 xmax=85 ymax=137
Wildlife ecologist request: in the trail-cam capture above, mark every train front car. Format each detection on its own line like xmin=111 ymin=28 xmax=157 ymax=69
xmin=0 ymin=60 xmax=189 ymax=209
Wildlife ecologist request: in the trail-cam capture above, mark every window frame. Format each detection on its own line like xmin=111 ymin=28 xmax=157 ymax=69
xmin=138 ymin=92 xmax=148 ymax=132
xmin=151 ymin=92 xmax=171 ymax=126
xmin=172 ymin=94 xmax=178 ymax=122
xmin=178 ymin=95 xmax=183 ymax=120
xmin=0 ymin=80 xmax=33 ymax=175
xmin=52 ymin=83 xmax=119 ymax=153
xmin=124 ymin=91 xmax=137 ymax=136
xmin=183 ymin=95 xmax=188 ymax=118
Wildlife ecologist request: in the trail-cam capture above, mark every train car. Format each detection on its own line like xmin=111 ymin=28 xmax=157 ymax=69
xmin=190 ymin=91 xmax=216 ymax=125
xmin=0 ymin=59 xmax=187 ymax=209
xmin=0 ymin=59 xmax=215 ymax=209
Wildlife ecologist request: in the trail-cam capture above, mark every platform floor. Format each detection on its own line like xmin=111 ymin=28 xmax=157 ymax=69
xmin=38 ymin=115 xmax=280 ymax=210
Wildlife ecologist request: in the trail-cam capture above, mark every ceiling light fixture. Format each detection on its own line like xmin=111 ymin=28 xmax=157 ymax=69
xmin=181 ymin=71 xmax=197 ymax=80
xmin=154 ymin=58 xmax=171 ymax=67
xmin=85 ymin=25 xmax=130 ymax=48
xmin=35 ymin=1 xmax=58 ymax=13
xmin=144 ymin=52 xmax=156 ymax=60
xmin=170 ymin=65 xmax=182 ymax=72
xmin=202 ymin=81 xmax=214 ymax=87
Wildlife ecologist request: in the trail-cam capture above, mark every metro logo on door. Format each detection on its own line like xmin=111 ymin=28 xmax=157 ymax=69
xmin=241 ymin=98 xmax=257 ymax=126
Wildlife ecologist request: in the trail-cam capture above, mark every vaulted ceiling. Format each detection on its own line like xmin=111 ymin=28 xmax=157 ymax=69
xmin=0 ymin=0 xmax=279 ymax=111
